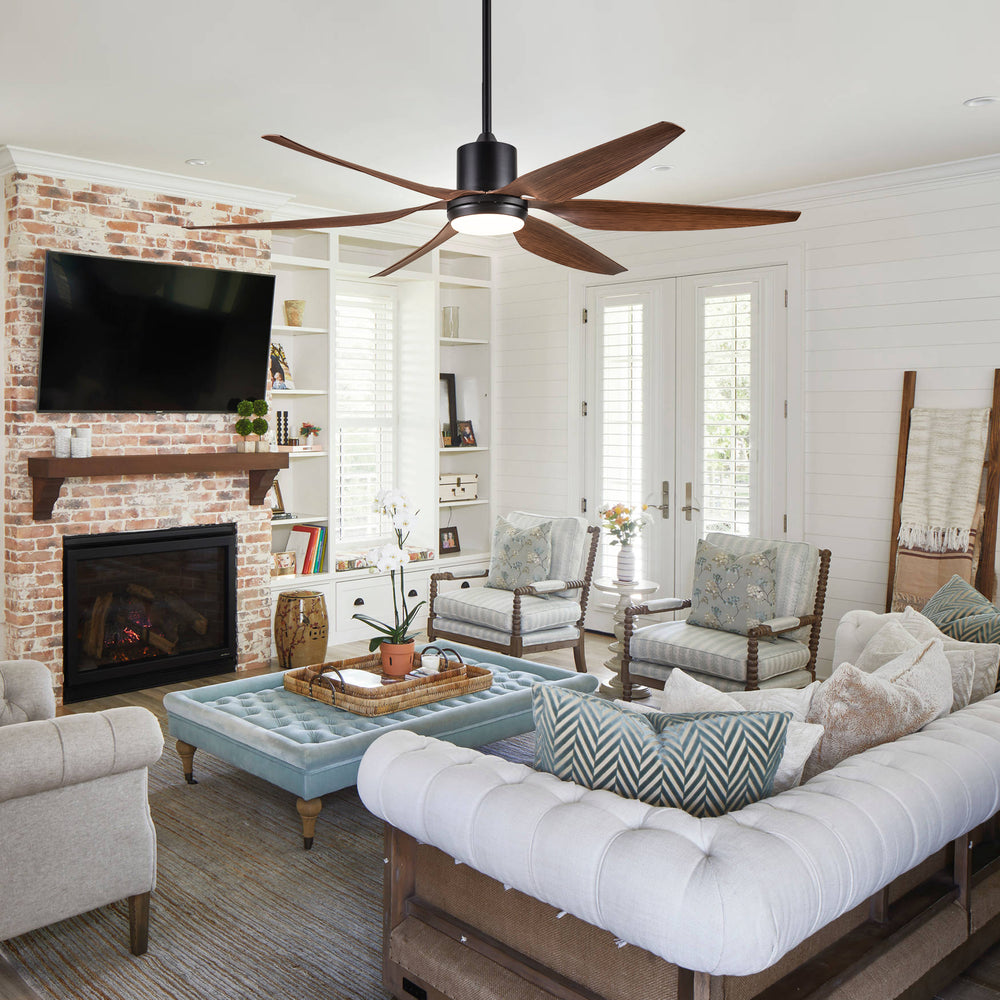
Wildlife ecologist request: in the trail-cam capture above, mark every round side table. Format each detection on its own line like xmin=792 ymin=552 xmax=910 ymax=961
xmin=593 ymin=577 xmax=658 ymax=700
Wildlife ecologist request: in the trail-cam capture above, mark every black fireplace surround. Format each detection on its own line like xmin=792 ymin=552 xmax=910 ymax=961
xmin=63 ymin=524 xmax=238 ymax=702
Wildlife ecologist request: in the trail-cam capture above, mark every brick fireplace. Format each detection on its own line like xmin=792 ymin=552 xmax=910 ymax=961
xmin=2 ymin=166 xmax=280 ymax=703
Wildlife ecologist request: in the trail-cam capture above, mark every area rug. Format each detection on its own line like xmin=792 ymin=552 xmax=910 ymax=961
xmin=0 ymin=726 xmax=533 ymax=1000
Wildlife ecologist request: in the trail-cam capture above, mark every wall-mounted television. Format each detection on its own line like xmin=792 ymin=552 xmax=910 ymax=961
xmin=37 ymin=251 xmax=276 ymax=413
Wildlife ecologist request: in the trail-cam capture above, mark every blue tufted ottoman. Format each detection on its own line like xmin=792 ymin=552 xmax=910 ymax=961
xmin=164 ymin=641 xmax=598 ymax=848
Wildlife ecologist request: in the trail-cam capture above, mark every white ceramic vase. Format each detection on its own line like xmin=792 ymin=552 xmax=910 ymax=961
xmin=616 ymin=543 xmax=636 ymax=584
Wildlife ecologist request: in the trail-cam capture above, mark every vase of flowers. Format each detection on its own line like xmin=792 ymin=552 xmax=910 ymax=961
xmin=599 ymin=502 xmax=650 ymax=584
xmin=352 ymin=490 xmax=424 ymax=676
xmin=299 ymin=422 xmax=321 ymax=450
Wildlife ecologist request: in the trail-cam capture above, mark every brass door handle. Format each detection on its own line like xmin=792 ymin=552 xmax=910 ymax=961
xmin=647 ymin=481 xmax=670 ymax=519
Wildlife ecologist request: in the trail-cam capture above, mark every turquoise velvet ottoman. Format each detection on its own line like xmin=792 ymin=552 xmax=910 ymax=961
xmin=164 ymin=641 xmax=598 ymax=848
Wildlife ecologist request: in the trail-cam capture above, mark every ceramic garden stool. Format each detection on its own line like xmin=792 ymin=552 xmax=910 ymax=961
xmin=274 ymin=590 xmax=329 ymax=669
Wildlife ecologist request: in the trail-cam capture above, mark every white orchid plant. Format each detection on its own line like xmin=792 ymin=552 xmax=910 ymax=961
xmin=352 ymin=489 xmax=425 ymax=652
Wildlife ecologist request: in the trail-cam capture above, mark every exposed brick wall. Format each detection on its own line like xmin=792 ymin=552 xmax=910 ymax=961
xmin=2 ymin=171 xmax=274 ymax=701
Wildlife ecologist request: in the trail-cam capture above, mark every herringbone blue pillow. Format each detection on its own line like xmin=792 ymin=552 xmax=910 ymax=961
xmin=922 ymin=575 xmax=1000 ymax=643
xmin=532 ymin=685 xmax=788 ymax=818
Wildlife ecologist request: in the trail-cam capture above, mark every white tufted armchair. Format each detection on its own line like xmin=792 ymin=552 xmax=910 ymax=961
xmin=0 ymin=660 xmax=163 ymax=955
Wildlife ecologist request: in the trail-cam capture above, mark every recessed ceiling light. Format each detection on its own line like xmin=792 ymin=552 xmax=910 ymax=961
xmin=649 ymin=164 xmax=673 ymax=173
xmin=963 ymin=96 xmax=999 ymax=108
xmin=185 ymin=158 xmax=210 ymax=166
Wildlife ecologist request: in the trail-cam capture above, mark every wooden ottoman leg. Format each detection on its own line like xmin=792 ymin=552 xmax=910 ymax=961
xmin=176 ymin=740 xmax=198 ymax=785
xmin=128 ymin=891 xmax=150 ymax=956
xmin=296 ymin=797 xmax=323 ymax=850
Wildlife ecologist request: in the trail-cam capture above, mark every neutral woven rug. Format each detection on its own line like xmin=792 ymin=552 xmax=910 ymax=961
xmin=0 ymin=726 xmax=535 ymax=1000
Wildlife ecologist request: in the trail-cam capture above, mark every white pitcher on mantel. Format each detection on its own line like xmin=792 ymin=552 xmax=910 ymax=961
xmin=615 ymin=543 xmax=636 ymax=584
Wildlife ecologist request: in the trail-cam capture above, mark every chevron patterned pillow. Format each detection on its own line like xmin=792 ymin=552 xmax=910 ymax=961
xmin=922 ymin=575 xmax=996 ymax=627
xmin=532 ymin=685 xmax=789 ymax=818
xmin=922 ymin=575 xmax=1000 ymax=644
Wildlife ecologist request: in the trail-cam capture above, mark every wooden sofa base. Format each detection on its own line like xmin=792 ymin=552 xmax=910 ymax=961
xmin=383 ymin=821 xmax=1000 ymax=1000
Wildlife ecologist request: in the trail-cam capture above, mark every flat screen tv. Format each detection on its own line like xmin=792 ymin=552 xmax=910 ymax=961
xmin=38 ymin=251 xmax=276 ymax=412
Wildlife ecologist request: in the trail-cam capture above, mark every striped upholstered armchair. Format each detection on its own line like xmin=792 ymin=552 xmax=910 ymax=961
xmin=427 ymin=512 xmax=600 ymax=673
xmin=621 ymin=533 xmax=831 ymax=694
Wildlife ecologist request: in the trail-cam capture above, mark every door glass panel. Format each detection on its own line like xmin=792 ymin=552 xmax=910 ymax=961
xmin=598 ymin=295 xmax=645 ymax=579
xmin=700 ymin=286 xmax=753 ymax=535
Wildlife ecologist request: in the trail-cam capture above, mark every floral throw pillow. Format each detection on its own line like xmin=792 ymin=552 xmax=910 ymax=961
xmin=686 ymin=539 xmax=777 ymax=636
xmin=486 ymin=517 xmax=553 ymax=591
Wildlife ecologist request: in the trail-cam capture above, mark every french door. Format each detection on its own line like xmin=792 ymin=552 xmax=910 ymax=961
xmin=584 ymin=267 xmax=787 ymax=632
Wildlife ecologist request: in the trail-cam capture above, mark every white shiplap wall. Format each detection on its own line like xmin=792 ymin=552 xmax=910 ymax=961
xmin=494 ymin=155 xmax=1000 ymax=673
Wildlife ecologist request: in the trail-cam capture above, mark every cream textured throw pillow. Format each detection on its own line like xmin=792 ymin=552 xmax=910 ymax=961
xmin=857 ymin=618 xmax=973 ymax=712
xmin=900 ymin=606 xmax=998 ymax=705
xmin=804 ymin=639 xmax=953 ymax=779
xmin=618 ymin=669 xmax=823 ymax=793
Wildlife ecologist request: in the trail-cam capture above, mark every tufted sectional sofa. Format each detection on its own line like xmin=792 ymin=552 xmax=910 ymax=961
xmin=358 ymin=625 xmax=1000 ymax=1000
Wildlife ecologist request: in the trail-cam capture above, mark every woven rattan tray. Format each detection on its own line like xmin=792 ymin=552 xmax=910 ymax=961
xmin=283 ymin=649 xmax=492 ymax=717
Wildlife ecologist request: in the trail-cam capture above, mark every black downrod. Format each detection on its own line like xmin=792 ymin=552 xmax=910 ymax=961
xmin=480 ymin=0 xmax=493 ymax=140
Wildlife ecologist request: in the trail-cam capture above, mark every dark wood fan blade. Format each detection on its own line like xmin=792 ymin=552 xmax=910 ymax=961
xmin=186 ymin=202 xmax=447 ymax=233
xmin=514 ymin=216 xmax=626 ymax=275
xmin=495 ymin=122 xmax=684 ymax=201
xmin=372 ymin=222 xmax=456 ymax=278
xmin=264 ymin=135 xmax=470 ymax=200
xmin=531 ymin=198 xmax=801 ymax=231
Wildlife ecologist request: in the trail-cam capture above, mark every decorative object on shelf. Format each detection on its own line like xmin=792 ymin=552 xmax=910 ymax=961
xmin=352 ymin=490 xmax=426 ymax=676
xmin=283 ymin=299 xmax=306 ymax=327
xmin=251 ymin=399 xmax=270 ymax=451
xmin=271 ymin=551 xmax=296 ymax=576
xmin=188 ymin=4 xmax=799 ymax=278
xmin=439 ymin=525 xmax=461 ymax=555
xmin=457 ymin=420 xmax=477 ymax=447
xmin=275 ymin=409 xmax=290 ymax=446
xmin=268 ymin=479 xmax=285 ymax=514
xmin=235 ymin=400 xmax=255 ymax=452
xmin=274 ymin=590 xmax=329 ymax=668
xmin=599 ymin=502 xmax=651 ymax=584
xmin=70 ymin=427 xmax=92 ymax=458
xmin=270 ymin=343 xmax=294 ymax=389
xmin=442 ymin=305 xmax=460 ymax=339
xmin=299 ymin=422 xmax=322 ymax=449
xmin=439 ymin=473 xmax=479 ymax=503
xmin=53 ymin=427 xmax=72 ymax=458
xmin=439 ymin=373 xmax=458 ymax=447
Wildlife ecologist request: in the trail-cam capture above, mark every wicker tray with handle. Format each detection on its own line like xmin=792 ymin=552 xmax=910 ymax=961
xmin=282 ymin=646 xmax=493 ymax=717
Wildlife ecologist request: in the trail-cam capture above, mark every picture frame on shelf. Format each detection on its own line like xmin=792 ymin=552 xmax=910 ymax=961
xmin=268 ymin=479 xmax=285 ymax=514
xmin=270 ymin=343 xmax=294 ymax=390
xmin=271 ymin=551 xmax=296 ymax=577
xmin=439 ymin=373 xmax=458 ymax=447
xmin=457 ymin=420 xmax=477 ymax=447
xmin=439 ymin=526 xmax=461 ymax=555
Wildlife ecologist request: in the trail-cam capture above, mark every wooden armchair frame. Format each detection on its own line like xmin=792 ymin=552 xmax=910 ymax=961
xmin=621 ymin=548 xmax=831 ymax=695
xmin=427 ymin=526 xmax=600 ymax=673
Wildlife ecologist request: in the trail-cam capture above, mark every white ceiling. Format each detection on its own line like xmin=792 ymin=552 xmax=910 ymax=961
xmin=2 ymin=0 xmax=999 ymax=215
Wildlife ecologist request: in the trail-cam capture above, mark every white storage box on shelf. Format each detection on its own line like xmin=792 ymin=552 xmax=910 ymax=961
xmin=438 ymin=473 xmax=479 ymax=503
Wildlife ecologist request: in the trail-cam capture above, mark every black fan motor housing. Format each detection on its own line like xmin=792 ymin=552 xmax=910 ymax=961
xmin=457 ymin=139 xmax=518 ymax=191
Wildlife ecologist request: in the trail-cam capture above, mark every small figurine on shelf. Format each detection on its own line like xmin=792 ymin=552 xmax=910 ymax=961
xmin=300 ymin=422 xmax=321 ymax=450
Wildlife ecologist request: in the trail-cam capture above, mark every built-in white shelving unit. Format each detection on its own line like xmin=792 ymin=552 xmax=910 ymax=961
xmin=266 ymin=224 xmax=495 ymax=646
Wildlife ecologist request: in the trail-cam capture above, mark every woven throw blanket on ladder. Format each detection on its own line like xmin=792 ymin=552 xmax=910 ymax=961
xmin=891 ymin=407 xmax=990 ymax=611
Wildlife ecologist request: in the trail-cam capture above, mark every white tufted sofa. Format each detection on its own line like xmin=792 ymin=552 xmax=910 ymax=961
xmin=358 ymin=626 xmax=1000 ymax=1000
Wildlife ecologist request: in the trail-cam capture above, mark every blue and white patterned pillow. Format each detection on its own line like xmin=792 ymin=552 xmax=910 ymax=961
xmin=686 ymin=538 xmax=777 ymax=635
xmin=532 ymin=685 xmax=788 ymax=818
xmin=486 ymin=516 xmax=553 ymax=591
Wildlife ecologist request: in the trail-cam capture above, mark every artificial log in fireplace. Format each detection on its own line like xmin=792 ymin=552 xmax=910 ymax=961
xmin=63 ymin=525 xmax=237 ymax=702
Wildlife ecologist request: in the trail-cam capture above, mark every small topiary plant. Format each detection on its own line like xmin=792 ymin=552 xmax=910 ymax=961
xmin=251 ymin=400 xmax=269 ymax=443
xmin=235 ymin=399 xmax=257 ymax=449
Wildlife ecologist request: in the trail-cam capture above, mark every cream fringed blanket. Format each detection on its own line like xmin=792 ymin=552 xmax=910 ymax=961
xmin=898 ymin=408 xmax=990 ymax=552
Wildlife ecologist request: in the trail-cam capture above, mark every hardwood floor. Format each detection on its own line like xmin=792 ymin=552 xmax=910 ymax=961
xmin=28 ymin=633 xmax=1000 ymax=998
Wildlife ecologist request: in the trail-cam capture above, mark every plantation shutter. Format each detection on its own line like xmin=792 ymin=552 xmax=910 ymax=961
xmin=334 ymin=288 xmax=396 ymax=544
xmin=700 ymin=285 xmax=754 ymax=536
xmin=597 ymin=294 xmax=646 ymax=579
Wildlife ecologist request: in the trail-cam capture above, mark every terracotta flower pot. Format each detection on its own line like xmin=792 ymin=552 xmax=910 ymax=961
xmin=380 ymin=640 xmax=415 ymax=677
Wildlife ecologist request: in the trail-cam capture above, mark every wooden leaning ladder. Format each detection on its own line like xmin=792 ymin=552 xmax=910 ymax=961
xmin=886 ymin=369 xmax=1000 ymax=611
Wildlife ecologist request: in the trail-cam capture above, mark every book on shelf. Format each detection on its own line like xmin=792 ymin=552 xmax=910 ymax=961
xmin=286 ymin=524 xmax=326 ymax=575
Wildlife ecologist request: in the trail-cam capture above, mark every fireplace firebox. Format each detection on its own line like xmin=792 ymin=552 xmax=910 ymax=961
xmin=63 ymin=525 xmax=238 ymax=702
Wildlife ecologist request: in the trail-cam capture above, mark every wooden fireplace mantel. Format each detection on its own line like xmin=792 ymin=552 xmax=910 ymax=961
xmin=26 ymin=451 xmax=290 ymax=520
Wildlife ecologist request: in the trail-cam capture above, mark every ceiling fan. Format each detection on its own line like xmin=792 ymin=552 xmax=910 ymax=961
xmin=190 ymin=1 xmax=800 ymax=277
